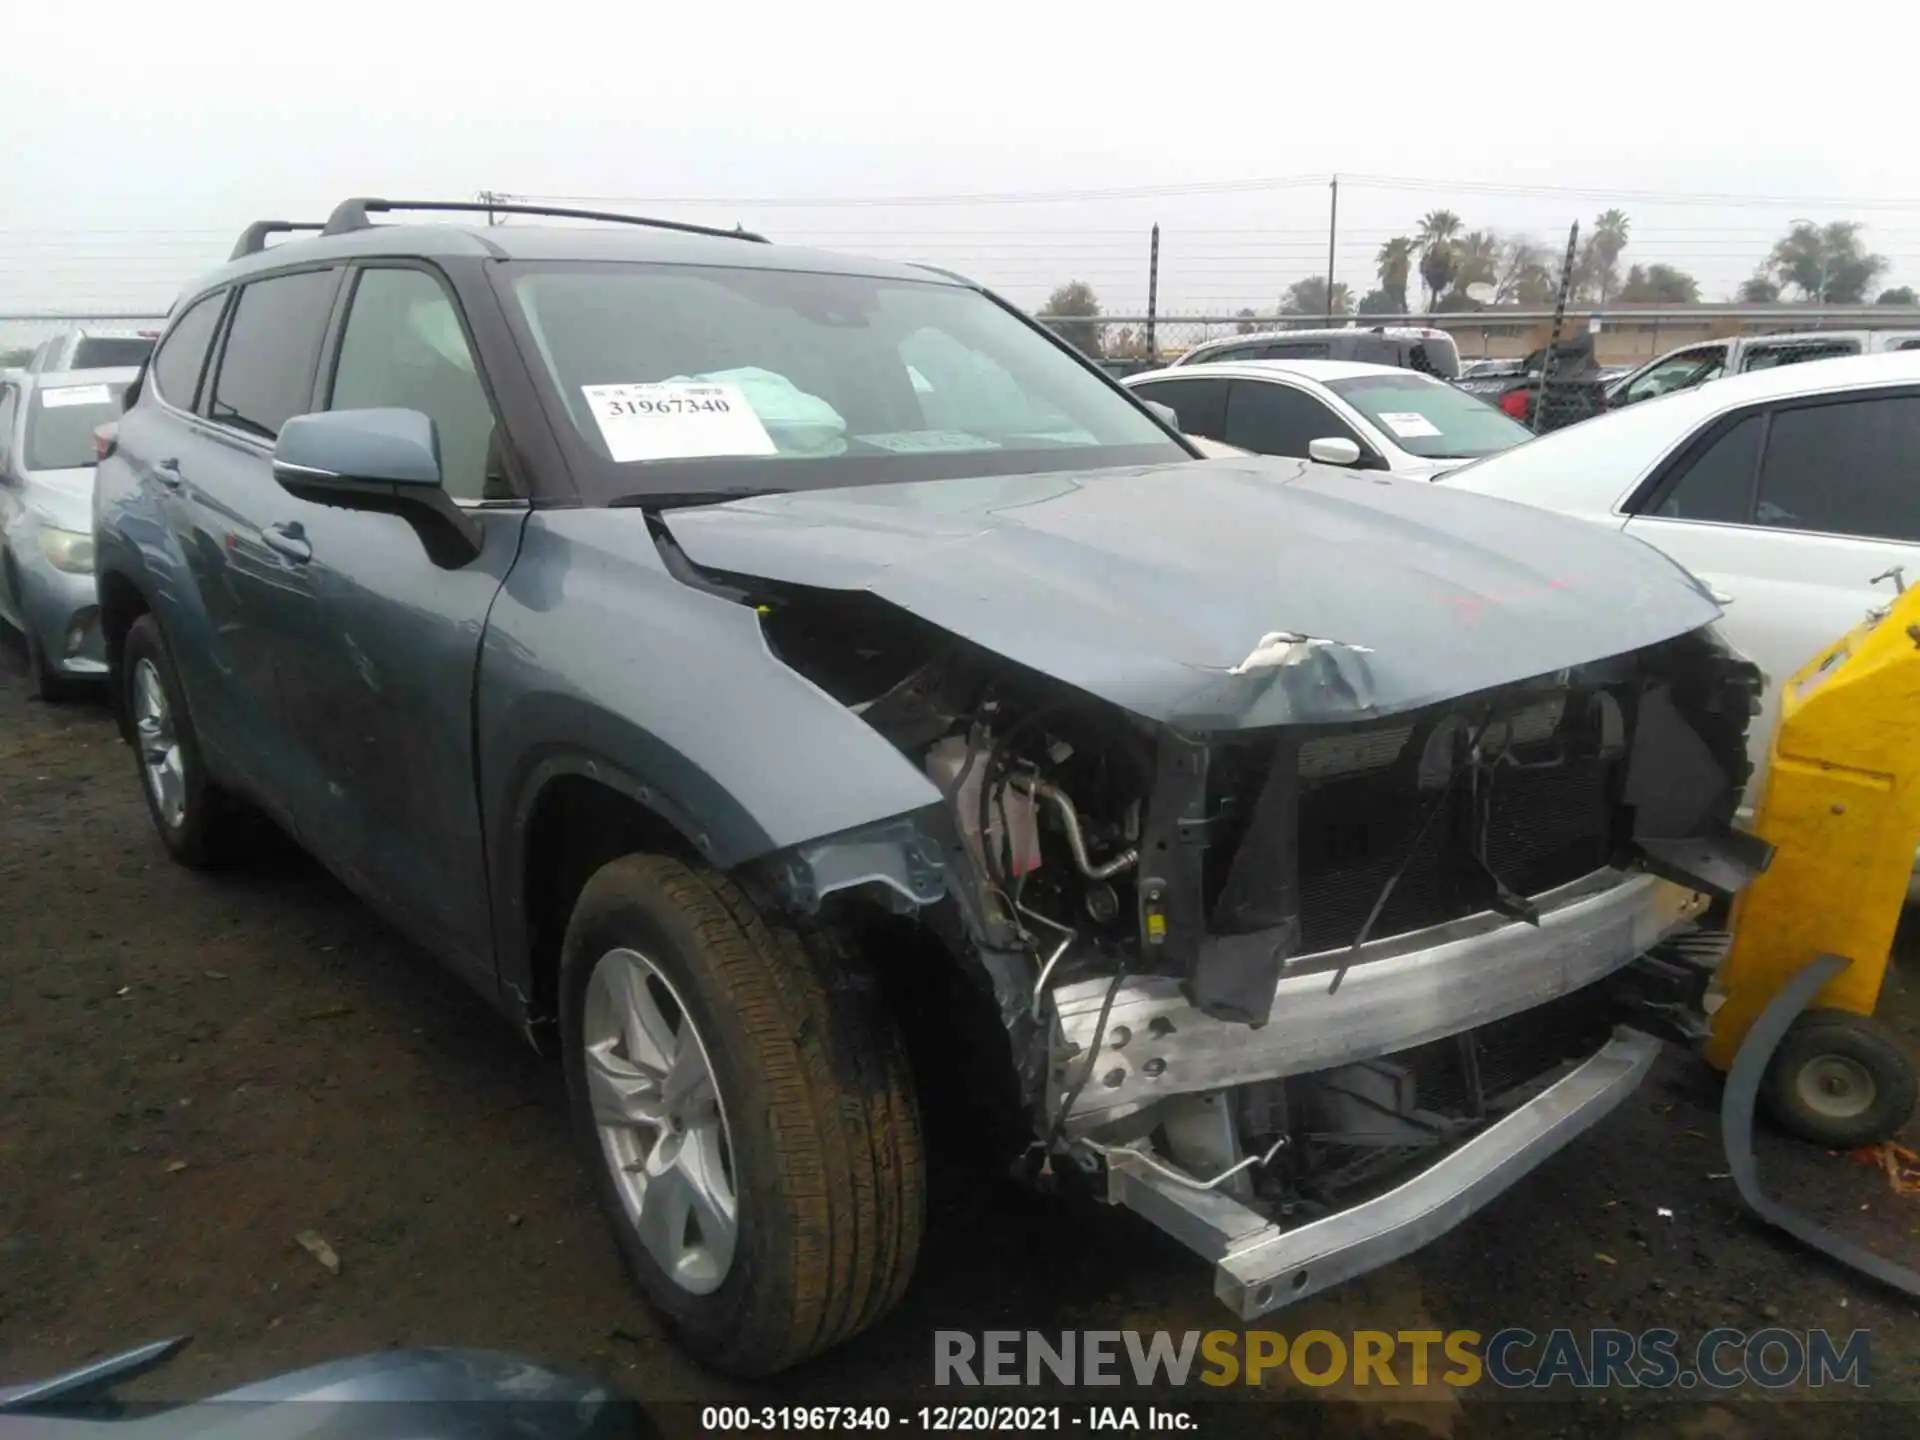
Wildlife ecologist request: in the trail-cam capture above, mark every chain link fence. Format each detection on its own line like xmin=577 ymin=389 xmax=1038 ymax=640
xmin=1033 ymin=306 xmax=1920 ymax=368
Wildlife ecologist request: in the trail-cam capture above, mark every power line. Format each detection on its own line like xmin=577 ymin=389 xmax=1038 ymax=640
xmin=501 ymin=175 xmax=1332 ymax=208
xmin=1342 ymin=173 xmax=1920 ymax=210
xmin=505 ymin=174 xmax=1920 ymax=211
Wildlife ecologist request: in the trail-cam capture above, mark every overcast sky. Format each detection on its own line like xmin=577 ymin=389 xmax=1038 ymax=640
xmin=2 ymin=0 xmax=1917 ymax=318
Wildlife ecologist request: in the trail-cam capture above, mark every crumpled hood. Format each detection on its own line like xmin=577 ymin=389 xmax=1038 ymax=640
xmin=661 ymin=455 xmax=1723 ymax=729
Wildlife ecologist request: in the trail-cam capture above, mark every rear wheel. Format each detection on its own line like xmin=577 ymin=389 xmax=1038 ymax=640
xmin=560 ymin=853 xmax=924 ymax=1376
xmin=120 ymin=614 xmax=251 ymax=869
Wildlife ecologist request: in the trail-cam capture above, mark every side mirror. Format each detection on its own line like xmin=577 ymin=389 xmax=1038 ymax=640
xmin=1308 ymin=436 xmax=1363 ymax=467
xmin=272 ymin=408 xmax=481 ymax=567
xmin=274 ymin=408 xmax=443 ymax=490
xmin=1142 ymin=399 xmax=1181 ymax=429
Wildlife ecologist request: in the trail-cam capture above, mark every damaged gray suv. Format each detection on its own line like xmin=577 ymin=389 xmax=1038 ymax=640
xmin=94 ymin=198 xmax=1768 ymax=1376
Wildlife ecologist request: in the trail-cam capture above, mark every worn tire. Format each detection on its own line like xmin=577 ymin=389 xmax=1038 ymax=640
xmin=1761 ymin=1008 xmax=1918 ymax=1150
xmin=559 ymin=853 xmax=925 ymax=1376
xmin=120 ymin=614 xmax=250 ymax=869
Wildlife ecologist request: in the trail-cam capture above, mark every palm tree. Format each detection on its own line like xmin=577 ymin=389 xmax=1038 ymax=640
xmin=1375 ymin=237 xmax=1415 ymax=313
xmin=1415 ymin=210 xmax=1463 ymax=310
xmin=1588 ymin=209 xmax=1631 ymax=303
xmin=1416 ymin=209 xmax=1463 ymax=248
xmin=1453 ymin=231 xmax=1501 ymax=291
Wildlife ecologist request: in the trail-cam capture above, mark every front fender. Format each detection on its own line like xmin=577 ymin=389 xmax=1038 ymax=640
xmin=478 ymin=510 xmax=945 ymax=995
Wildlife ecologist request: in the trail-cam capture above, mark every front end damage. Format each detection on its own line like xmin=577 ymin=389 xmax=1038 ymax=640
xmin=745 ymin=600 xmax=1766 ymax=1318
xmin=657 ymin=467 xmax=1770 ymax=1320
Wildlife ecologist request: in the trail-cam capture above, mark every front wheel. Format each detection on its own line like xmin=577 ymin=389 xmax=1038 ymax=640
xmin=560 ymin=854 xmax=925 ymax=1376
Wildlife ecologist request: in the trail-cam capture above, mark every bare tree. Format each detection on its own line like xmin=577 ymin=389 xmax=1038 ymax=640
xmin=1043 ymin=280 xmax=1104 ymax=357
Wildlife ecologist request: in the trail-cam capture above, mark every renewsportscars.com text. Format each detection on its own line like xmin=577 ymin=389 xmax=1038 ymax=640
xmin=933 ymin=1328 xmax=1872 ymax=1391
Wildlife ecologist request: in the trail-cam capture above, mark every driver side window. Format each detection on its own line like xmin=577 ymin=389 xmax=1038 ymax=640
xmin=1648 ymin=393 xmax=1920 ymax=544
xmin=1222 ymin=379 xmax=1365 ymax=458
xmin=328 ymin=267 xmax=505 ymax=501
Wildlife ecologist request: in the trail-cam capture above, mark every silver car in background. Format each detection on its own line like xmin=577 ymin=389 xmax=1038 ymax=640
xmin=0 ymin=367 xmax=135 ymax=697
xmin=25 ymin=327 xmax=158 ymax=374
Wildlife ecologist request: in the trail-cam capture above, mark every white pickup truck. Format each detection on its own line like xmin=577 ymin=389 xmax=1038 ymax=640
xmin=1608 ymin=328 xmax=1920 ymax=408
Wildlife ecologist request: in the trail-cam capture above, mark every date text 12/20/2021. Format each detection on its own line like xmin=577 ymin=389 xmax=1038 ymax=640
xmin=699 ymin=1407 xmax=1197 ymax=1432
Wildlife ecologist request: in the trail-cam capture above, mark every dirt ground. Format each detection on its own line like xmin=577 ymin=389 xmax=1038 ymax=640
xmin=3 ymin=651 xmax=1917 ymax=1439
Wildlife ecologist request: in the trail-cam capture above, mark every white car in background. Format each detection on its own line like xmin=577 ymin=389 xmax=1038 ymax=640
xmin=1606 ymin=328 xmax=1920 ymax=409
xmin=1440 ymin=350 xmax=1920 ymax=897
xmin=1124 ymin=359 xmax=1534 ymax=478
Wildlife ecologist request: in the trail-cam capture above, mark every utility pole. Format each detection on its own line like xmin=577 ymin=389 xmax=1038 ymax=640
xmin=1325 ymin=175 xmax=1339 ymax=322
xmin=1530 ymin=221 xmax=1581 ymax=435
xmin=1146 ymin=223 xmax=1160 ymax=362
xmin=478 ymin=190 xmax=504 ymax=226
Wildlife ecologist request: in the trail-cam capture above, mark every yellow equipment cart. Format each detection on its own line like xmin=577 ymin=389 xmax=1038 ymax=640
xmin=1706 ymin=572 xmax=1920 ymax=1150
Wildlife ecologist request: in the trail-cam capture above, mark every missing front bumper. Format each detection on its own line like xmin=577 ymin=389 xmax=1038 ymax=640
xmin=1101 ymin=1026 xmax=1662 ymax=1320
xmin=1047 ymin=868 xmax=1705 ymax=1132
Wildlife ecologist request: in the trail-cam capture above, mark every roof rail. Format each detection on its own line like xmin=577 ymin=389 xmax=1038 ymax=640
xmin=230 ymin=222 xmax=327 ymax=261
xmin=320 ymin=198 xmax=769 ymax=245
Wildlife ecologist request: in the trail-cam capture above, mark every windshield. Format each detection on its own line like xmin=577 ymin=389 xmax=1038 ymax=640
xmin=1326 ymin=373 xmax=1532 ymax=459
xmin=505 ymin=261 xmax=1183 ymax=501
xmin=25 ymin=380 xmax=128 ymax=470
xmin=71 ymin=336 xmax=155 ymax=369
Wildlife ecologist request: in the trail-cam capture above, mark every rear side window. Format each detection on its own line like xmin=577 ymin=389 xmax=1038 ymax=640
xmin=1129 ymin=377 xmax=1228 ymax=440
xmin=1192 ymin=343 xmax=1261 ymax=364
xmin=1755 ymin=396 xmax=1920 ymax=542
xmin=71 ymin=336 xmax=155 ymax=369
xmin=1743 ymin=340 xmax=1859 ymax=372
xmin=149 ymin=293 xmax=226 ymax=409
xmin=1652 ymin=414 xmax=1763 ymax=523
xmin=1406 ymin=334 xmax=1460 ymax=379
xmin=1259 ymin=342 xmax=1332 ymax=361
xmin=207 ymin=268 xmax=340 ymax=438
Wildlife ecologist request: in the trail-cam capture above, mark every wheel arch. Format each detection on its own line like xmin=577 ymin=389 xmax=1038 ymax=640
xmin=497 ymin=742 xmax=966 ymax=1065
xmin=96 ymin=564 xmax=152 ymax=738
xmin=501 ymin=751 xmax=714 ymax=1049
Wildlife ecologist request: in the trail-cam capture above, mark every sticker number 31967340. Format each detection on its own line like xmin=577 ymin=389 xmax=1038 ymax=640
xmin=582 ymin=381 xmax=777 ymax=462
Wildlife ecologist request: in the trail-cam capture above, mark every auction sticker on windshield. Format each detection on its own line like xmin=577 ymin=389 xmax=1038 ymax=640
xmin=582 ymin=381 xmax=777 ymax=462
xmin=1377 ymin=411 xmax=1442 ymax=439
xmin=40 ymin=384 xmax=114 ymax=409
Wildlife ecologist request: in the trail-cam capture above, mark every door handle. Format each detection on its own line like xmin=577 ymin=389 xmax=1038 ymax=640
xmin=152 ymin=458 xmax=183 ymax=490
xmin=261 ymin=522 xmax=312 ymax=564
